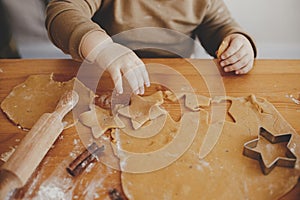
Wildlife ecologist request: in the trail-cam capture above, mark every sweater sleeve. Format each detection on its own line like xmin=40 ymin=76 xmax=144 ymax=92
xmin=195 ymin=0 xmax=257 ymax=58
xmin=45 ymin=0 xmax=105 ymax=61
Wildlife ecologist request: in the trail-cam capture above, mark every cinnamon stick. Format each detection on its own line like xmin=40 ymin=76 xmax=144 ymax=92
xmin=108 ymin=188 xmax=123 ymax=200
xmin=66 ymin=143 xmax=104 ymax=176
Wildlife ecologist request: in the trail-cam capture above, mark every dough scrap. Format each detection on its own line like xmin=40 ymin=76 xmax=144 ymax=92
xmin=119 ymin=95 xmax=300 ymax=200
xmin=0 ymin=74 xmax=94 ymax=130
xmin=164 ymin=91 xmax=211 ymax=111
xmin=118 ymin=114 xmax=167 ymax=139
xmin=79 ymin=105 xmax=125 ymax=138
xmin=117 ymin=91 xmax=166 ymax=130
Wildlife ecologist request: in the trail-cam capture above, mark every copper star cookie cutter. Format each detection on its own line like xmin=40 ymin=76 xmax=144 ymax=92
xmin=243 ymin=127 xmax=297 ymax=175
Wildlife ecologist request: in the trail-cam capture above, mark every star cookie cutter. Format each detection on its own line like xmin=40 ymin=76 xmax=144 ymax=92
xmin=243 ymin=127 xmax=297 ymax=175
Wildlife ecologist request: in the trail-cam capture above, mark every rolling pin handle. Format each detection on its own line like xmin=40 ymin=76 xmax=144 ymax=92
xmin=54 ymin=90 xmax=79 ymax=120
xmin=0 ymin=170 xmax=22 ymax=200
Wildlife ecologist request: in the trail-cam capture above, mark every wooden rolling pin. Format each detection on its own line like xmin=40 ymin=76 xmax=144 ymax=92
xmin=0 ymin=90 xmax=79 ymax=199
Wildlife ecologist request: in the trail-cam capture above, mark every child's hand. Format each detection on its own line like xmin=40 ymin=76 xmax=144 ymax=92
xmin=217 ymin=33 xmax=254 ymax=74
xmin=95 ymin=42 xmax=150 ymax=95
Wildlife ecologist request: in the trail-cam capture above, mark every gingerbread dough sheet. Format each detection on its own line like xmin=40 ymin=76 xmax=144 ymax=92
xmin=118 ymin=95 xmax=300 ymax=200
xmin=0 ymin=74 xmax=94 ymax=130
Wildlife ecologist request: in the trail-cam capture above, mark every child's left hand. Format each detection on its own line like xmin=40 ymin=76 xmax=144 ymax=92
xmin=217 ymin=33 xmax=255 ymax=74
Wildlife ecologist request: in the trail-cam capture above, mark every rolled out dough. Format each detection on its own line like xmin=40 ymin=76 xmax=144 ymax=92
xmin=0 ymin=74 xmax=94 ymax=130
xmin=118 ymin=95 xmax=300 ymax=200
xmin=114 ymin=112 xmax=199 ymax=173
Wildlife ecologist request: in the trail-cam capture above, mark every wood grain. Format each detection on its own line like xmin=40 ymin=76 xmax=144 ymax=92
xmin=0 ymin=59 xmax=299 ymax=199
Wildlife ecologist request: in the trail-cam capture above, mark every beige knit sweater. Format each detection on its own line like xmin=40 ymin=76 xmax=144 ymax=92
xmin=46 ymin=0 xmax=256 ymax=61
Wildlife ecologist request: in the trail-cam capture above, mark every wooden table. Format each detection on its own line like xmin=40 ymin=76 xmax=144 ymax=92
xmin=0 ymin=59 xmax=299 ymax=199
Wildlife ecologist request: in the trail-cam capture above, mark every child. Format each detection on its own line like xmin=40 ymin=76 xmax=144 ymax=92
xmin=46 ymin=0 xmax=256 ymax=95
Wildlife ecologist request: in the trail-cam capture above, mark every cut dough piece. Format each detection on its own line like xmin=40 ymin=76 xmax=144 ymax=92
xmin=79 ymin=105 xmax=125 ymax=138
xmin=0 ymin=74 xmax=94 ymax=130
xmin=120 ymin=95 xmax=300 ymax=200
xmin=117 ymin=91 xmax=166 ymax=130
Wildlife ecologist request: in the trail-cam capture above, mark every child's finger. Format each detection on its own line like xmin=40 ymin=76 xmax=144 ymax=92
xmin=135 ymin=59 xmax=150 ymax=88
xmin=141 ymin=67 xmax=150 ymax=87
xmin=123 ymin=69 xmax=140 ymax=94
xmin=235 ymin=60 xmax=254 ymax=74
xmin=223 ymin=41 xmax=243 ymax=59
xmin=135 ymin=69 xmax=145 ymax=95
xmin=220 ymin=46 xmax=245 ymax=67
xmin=110 ymin=69 xmax=123 ymax=94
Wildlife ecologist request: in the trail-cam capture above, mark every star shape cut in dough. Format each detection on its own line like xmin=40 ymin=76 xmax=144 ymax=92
xmin=243 ymin=127 xmax=297 ymax=175
xmin=80 ymin=105 xmax=125 ymax=138
xmin=117 ymin=91 xmax=166 ymax=130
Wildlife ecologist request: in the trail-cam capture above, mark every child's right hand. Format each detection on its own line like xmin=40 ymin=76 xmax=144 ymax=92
xmin=95 ymin=42 xmax=150 ymax=95
xmin=81 ymin=31 xmax=150 ymax=95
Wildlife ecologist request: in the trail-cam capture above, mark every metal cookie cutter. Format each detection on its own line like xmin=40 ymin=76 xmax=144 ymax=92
xmin=243 ymin=127 xmax=297 ymax=175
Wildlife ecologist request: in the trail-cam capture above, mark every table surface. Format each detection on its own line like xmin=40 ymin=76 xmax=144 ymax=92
xmin=0 ymin=58 xmax=299 ymax=199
